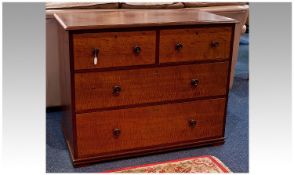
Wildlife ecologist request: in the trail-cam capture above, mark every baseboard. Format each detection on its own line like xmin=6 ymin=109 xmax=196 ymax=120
xmin=70 ymin=137 xmax=225 ymax=167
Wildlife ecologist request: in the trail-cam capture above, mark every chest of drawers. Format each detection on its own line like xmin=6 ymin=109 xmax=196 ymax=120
xmin=54 ymin=9 xmax=236 ymax=167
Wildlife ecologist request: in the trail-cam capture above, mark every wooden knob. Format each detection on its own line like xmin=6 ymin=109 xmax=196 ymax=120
xmin=112 ymin=85 xmax=122 ymax=96
xmin=175 ymin=43 xmax=183 ymax=51
xmin=211 ymin=41 xmax=220 ymax=48
xmin=191 ymin=79 xmax=199 ymax=87
xmin=113 ymin=128 xmax=121 ymax=137
xmin=188 ymin=119 xmax=197 ymax=128
xmin=133 ymin=46 xmax=141 ymax=54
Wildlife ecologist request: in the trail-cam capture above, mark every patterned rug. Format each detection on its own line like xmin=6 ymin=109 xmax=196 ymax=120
xmin=105 ymin=155 xmax=231 ymax=173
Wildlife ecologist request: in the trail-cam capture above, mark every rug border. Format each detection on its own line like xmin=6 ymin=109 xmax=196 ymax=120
xmin=207 ymin=156 xmax=231 ymax=173
xmin=104 ymin=155 xmax=231 ymax=173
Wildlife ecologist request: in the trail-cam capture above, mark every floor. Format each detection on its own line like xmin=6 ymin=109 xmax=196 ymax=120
xmin=46 ymin=34 xmax=249 ymax=173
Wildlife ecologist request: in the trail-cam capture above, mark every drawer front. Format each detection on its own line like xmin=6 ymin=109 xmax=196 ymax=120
xmin=75 ymin=62 xmax=229 ymax=112
xmin=159 ymin=27 xmax=232 ymax=63
xmin=76 ymin=98 xmax=226 ymax=158
xmin=73 ymin=31 xmax=156 ymax=70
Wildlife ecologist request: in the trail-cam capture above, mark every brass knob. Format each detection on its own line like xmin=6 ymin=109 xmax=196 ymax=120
xmin=211 ymin=41 xmax=220 ymax=48
xmin=133 ymin=46 xmax=141 ymax=54
xmin=113 ymin=128 xmax=121 ymax=137
xmin=112 ymin=85 xmax=121 ymax=96
xmin=175 ymin=43 xmax=183 ymax=51
xmin=188 ymin=119 xmax=197 ymax=128
xmin=191 ymin=79 xmax=199 ymax=87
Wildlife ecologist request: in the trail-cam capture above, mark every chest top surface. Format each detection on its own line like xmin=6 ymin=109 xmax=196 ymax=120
xmin=54 ymin=9 xmax=236 ymax=31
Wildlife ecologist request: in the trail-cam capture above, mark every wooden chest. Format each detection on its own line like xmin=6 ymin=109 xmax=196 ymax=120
xmin=54 ymin=9 xmax=236 ymax=167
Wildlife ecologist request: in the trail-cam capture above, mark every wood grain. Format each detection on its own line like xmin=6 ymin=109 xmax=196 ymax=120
xmin=76 ymin=98 xmax=226 ymax=158
xmin=54 ymin=9 xmax=236 ymax=30
xmin=57 ymin=24 xmax=76 ymax=157
xmin=73 ymin=31 xmax=156 ymax=70
xmin=159 ymin=27 xmax=232 ymax=63
xmin=74 ymin=62 xmax=229 ymax=112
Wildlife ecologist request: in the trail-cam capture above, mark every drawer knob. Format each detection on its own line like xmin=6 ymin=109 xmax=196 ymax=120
xmin=92 ymin=48 xmax=99 ymax=65
xmin=188 ymin=119 xmax=197 ymax=128
xmin=113 ymin=128 xmax=121 ymax=137
xmin=175 ymin=43 xmax=183 ymax=51
xmin=133 ymin=46 xmax=141 ymax=54
xmin=112 ymin=85 xmax=122 ymax=96
xmin=191 ymin=79 xmax=199 ymax=87
xmin=211 ymin=41 xmax=220 ymax=48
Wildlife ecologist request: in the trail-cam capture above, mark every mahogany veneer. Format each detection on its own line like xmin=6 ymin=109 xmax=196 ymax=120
xmin=76 ymin=98 xmax=226 ymax=158
xmin=159 ymin=27 xmax=232 ymax=63
xmin=73 ymin=31 xmax=156 ymax=69
xmin=55 ymin=9 xmax=236 ymax=167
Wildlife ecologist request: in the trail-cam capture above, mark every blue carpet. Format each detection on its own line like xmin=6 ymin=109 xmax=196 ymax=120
xmin=46 ymin=34 xmax=249 ymax=173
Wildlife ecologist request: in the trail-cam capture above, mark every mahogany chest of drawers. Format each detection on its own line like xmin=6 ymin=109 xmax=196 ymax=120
xmin=54 ymin=9 xmax=236 ymax=167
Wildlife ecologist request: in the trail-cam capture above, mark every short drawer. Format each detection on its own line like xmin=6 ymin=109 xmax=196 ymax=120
xmin=73 ymin=31 xmax=156 ymax=70
xmin=159 ymin=27 xmax=232 ymax=63
xmin=76 ymin=98 xmax=226 ymax=158
xmin=74 ymin=62 xmax=229 ymax=112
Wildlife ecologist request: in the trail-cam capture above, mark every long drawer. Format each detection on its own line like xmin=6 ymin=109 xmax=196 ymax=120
xmin=74 ymin=62 xmax=229 ymax=112
xmin=76 ymin=98 xmax=226 ymax=158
